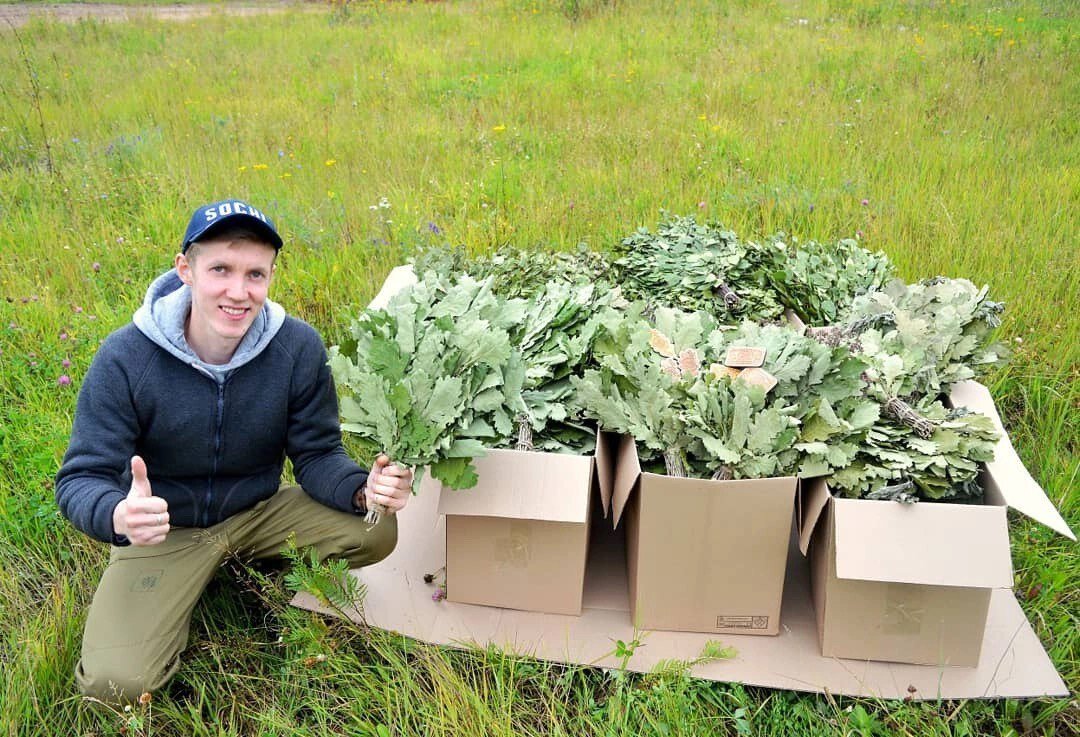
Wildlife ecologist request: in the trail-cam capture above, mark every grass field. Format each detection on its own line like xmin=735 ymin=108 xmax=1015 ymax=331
xmin=1 ymin=0 xmax=1077 ymax=734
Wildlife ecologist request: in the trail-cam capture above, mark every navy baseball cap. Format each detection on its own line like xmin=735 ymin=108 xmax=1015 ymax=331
xmin=181 ymin=199 xmax=284 ymax=253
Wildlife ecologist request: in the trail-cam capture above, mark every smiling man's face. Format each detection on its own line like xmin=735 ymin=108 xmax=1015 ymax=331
xmin=175 ymin=237 xmax=277 ymax=365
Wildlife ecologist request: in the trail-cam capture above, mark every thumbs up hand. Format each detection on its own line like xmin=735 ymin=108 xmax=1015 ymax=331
xmin=112 ymin=455 xmax=170 ymax=546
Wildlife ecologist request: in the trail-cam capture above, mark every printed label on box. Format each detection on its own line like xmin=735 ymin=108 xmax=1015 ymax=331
xmin=716 ymin=615 xmax=770 ymax=630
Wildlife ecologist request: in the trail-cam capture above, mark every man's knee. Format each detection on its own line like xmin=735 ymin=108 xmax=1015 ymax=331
xmin=76 ymin=655 xmax=175 ymax=704
xmin=339 ymin=513 xmax=397 ymax=568
xmin=76 ymin=631 xmax=182 ymax=705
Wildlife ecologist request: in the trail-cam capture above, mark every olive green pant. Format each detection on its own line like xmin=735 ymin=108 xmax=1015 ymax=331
xmin=76 ymin=484 xmax=397 ymax=703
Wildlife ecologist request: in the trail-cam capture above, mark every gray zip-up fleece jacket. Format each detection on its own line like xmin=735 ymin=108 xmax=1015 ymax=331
xmin=55 ymin=269 xmax=368 ymax=545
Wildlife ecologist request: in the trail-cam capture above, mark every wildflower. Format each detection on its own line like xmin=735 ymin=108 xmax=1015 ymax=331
xmin=861 ymin=199 xmax=869 ymax=206
xmin=59 ymin=332 xmax=69 ymax=341
xmin=427 ymin=222 xmax=442 ymax=235
xmin=62 ymin=358 xmax=72 ymax=369
xmin=138 ymin=691 xmax=152 ymax=705
xmin=58 ymin=374 xmax=72 ymax=386
xmin=856 ymin=230 xmax=864 ymax=238
xmin=253 ymin=164 xmax=268 ymax=170
xmin=73 ymin=306 xmax=83 ymax=313
xmin=327 ymin=191 xmax=336 ymax=199
xmin=492 ymin=125 xmax=506 ymax=133
xmin=238 ymin=166 xmax=247 ymax=172
xmin=325 ymin=159 xmax=337 ymax=167
xmin=92 ymin=262 xmax=101 ymax=272
xmin=809 ymin=204 xmax=815 ymax=212
xmin=432 ymin=588 xmax=446 ymax=602
xmin=697 ymin=201 xmax=707 ymax=208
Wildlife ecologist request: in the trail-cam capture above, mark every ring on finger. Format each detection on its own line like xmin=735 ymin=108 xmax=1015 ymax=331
xmin=157 ymin=513 xmax=164 ymax=526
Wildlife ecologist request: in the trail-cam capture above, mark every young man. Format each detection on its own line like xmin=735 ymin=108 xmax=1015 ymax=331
xmin=55 ymin=199 xmax=413 ymax=702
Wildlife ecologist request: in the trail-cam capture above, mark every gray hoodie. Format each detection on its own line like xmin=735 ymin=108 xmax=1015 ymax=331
xmin=132 ymin=268 xmax=287 ymax=383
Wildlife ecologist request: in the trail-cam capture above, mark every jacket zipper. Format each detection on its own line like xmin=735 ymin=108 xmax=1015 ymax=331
xmin=202 ymin=375 xmax=230 ymax=528
xmin=204 ymin=382 xmax=224 ymax=526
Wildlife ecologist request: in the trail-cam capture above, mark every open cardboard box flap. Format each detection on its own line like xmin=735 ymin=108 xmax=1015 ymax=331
xmin=437 ymin=448 xmax=594 ymax=524
xmin=949 ymin=380 xmax=1075 ymax=540
xmin=609 ymin=434 xmax=641 ymax=527
xmin=831 ymin=497 xmax=1013 ymax=588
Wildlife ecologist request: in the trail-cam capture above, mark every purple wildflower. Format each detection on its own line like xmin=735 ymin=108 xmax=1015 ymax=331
xmin=62 ymin=358 xmax=72 ymax=369
xmin=92 ymin=262 xmax=101 ymax=272
xmin=861 ymin=199 xmax=869 ymax=206
xmin=58 ymin=375 xmax=72 ymax=386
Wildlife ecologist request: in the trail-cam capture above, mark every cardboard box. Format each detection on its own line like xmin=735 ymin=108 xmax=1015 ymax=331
xmin=437 ymin=433 xmax=616 ymax=616
xmin=796 ymin=380 xmax=1076 ymax=666
xmin=610 ymin=436 xmax=797 ymax=635
xmin=797 ymin=476 xmax=1011 ymax=666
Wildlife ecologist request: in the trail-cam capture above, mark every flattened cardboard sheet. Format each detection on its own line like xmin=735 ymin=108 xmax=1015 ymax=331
xmin=291 ymin=474 xmax=1068 ymax=699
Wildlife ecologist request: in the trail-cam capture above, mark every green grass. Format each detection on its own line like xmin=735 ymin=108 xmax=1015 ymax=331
xmin=0 ymin=0 xmax=1077 ymax=734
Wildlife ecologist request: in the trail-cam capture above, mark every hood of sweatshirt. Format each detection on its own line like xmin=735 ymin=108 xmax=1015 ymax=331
xmin=132 ymin=269 xmax=286 ymax=382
